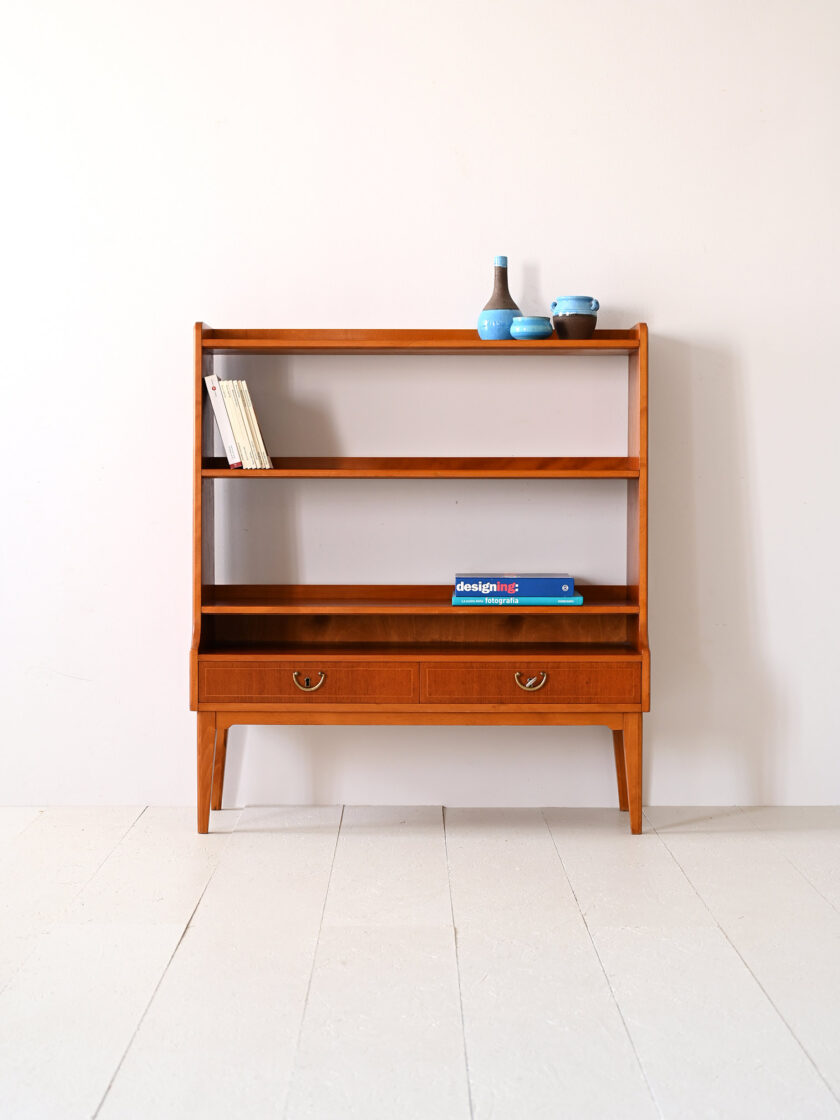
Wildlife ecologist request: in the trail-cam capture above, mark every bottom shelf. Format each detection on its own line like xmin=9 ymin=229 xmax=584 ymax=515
xmin=200 ymin=606 xmax=641 ymax=650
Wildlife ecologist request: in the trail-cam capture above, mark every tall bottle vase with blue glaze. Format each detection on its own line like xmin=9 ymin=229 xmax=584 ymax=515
xmin=477 ymin=256 xmax=521 ymax=340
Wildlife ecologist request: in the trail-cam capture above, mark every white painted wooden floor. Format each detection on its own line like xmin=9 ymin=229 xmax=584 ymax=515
xmin=1 ymin=806 xmax=839 ymax=1119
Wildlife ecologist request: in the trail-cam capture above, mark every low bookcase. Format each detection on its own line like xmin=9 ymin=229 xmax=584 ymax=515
xmin=191 ymin=325 xmax=650 ymax=833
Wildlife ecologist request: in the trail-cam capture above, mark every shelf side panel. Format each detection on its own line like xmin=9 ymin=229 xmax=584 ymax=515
xmin=192 ymin=323 xmax=214 ymax=707
xmin=627 ymin=324 xmax=648 ymax=650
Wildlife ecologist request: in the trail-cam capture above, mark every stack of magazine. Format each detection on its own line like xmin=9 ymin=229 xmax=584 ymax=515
xmin=205 ymin=373 xmax=271 ymax=469
xmin=452 ymin=573 xmax=583 ymax=606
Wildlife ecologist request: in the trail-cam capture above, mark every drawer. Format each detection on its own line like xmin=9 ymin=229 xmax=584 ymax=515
xmin=420 ymin=661 xmax=641 ymax=705
xmin=200 ymin=661 xmax=419 ymax=704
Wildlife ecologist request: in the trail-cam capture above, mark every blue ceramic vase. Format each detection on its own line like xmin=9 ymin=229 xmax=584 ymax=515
xmin=477 ymin=256 xmax=521 ymax=340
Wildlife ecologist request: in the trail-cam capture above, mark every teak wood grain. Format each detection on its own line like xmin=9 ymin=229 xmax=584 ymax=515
xmin=201 ymin=584 xmax=640 ymax=616
xmin=203 ymin=614 xmax=635 ymax=647
xmin=622 ymin=713 xmax=644 ymax=834
xmin=420 ymin=662 xmax=642 ymax=706
xmin=198 ymin=660 xmax=640 ymax=709
xmin=200 ymin=328 xmax=640 ymax=355
xmin=214 ymin=711 xmax=628 ymax=730
xmin=199 ymin=661 xmax=419 ymax=705
xmin=191 ymin=323 xmax=650 ymax=834
xmin=200 ymin=456 xmax=641 ymax=479
xmin=198 ymin=642 xmax=642 ymax=661
xmin=196 ymin=710 xmax=215 ymax=834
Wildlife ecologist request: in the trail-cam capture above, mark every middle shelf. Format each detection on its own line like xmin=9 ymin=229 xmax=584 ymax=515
xmin=201 ymin=456 xmax=641 ymax=479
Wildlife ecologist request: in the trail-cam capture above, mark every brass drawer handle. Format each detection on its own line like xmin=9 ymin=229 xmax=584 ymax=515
xmin=515 ymin=671 xmax=548 ymax=692
xmin=293 ymin=671 xmax=326 ymax=692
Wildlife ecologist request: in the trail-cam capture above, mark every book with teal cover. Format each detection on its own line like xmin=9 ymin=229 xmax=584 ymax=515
xmin=452 ymin=593 xmax=584 ymax=606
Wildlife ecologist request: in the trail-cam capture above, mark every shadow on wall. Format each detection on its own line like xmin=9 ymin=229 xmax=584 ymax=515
xmin=211 ymin=334 xmax=783 ymax=807
xmin=214 ymin=351 xmax=343 ymax=803
xmin=648 ymin=335 xmax=785 ymax=802
xmin=214 ymin=353 xmax=340 ymax=585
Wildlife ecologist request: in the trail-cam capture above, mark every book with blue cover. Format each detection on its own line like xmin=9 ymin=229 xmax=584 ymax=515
xmin=452 ymin=593 xmax=584 ymax=606
xmin=453 ymin=573 xmax=575 ymax=598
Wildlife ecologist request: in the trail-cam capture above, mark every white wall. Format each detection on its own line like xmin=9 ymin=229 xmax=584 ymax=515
xmin=2 ymin=0 xmax=839 ymax=806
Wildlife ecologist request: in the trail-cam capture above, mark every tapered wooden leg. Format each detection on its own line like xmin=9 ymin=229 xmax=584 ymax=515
xmin=197 ymin=711 xmax=216 ymax=834
xmin=612 ymin=729 xmax=629 ymax=811
xmin=623 ymin=713 xmax=643 ymax=835
xmin=210 ymin=727 xmax=228 ymax=811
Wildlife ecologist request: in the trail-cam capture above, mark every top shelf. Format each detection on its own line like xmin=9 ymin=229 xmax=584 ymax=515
xmin=200 ymin=327 xmax=644 ymax=355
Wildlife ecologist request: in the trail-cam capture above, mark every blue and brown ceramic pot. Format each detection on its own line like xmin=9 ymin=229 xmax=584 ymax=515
xmin=550 ymin=296 xmax=599 ymax=339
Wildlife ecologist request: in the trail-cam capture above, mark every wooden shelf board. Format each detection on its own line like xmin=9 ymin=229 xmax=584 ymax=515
xmin=201 ymin=328 xmax=641 ymax=355
xmin=198 ymin=642 xmax=643 ymax=661
xmin=201 ymin=584 xmax=640 ymax=616
xmin=201 ymin=456 xmax=641 ymax=479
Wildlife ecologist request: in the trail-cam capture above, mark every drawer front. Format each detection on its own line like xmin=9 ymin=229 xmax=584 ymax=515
xmin=200 ymin=661 xmax=419 ymax=704
xmin=421 ymin=661 xmax=641 ymax=705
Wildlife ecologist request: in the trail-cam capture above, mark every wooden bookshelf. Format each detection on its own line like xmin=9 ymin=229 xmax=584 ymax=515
xmin=191 ymin=325 xmax=650 ymax=833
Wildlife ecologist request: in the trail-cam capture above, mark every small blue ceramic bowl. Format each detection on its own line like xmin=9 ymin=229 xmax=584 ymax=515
xmin=510 ymin=316 xmax=554 ymax=340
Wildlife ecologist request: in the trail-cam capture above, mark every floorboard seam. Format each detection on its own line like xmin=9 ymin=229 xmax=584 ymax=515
xmin=745 ymin=810 xmax=840 ymax=919
xmin=90 ymin=817 xmax=237 ymax=1118
xmin=281 ymin=804 xmax=345 ymax=1120
xmin=0 ymin=806 xmax=44 ymax=844
xmin=0 ymin=805 xmax=147 ymax=1001
xmin=649 ymin=818 xmax=840 ymax=1108
xmin=442 ymin=805 xmax=476 ymax=1120
xmin=770 ymin=853 xmax=840 ymax=916
xmin=542 ymin=810 xmax=665 ymax=1119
